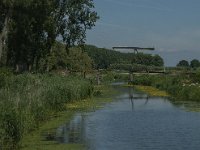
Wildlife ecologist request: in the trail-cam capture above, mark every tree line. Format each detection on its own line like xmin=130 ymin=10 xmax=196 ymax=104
xmin=0 ymin=1 xmax=164 ymax=73
xmin=35 ymin=43 xmax=164 ymax=74
xmin=177 ymin=59 xmax=200 ymax=69
xmin=84 ymin=45 xmax=164 ymax=69
xmin=0 ymin=0 xmax=99 ymax=72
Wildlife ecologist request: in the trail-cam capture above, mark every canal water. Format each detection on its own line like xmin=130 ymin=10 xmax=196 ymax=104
xmin=55 ymin=85 xmax=200 ymax=150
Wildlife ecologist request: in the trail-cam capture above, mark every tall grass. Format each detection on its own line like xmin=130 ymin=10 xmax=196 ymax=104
xmin=129 ymin=75 xmax=156 ymax=86
xmin=0 ymin=72 xmax=93 ymax=149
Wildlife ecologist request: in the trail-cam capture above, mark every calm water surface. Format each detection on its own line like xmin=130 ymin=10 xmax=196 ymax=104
xmin=55 ymin=85 xmax=200 ymax=150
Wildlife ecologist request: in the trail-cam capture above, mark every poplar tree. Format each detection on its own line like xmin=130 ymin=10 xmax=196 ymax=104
xmin=0 ymin=0 xmax=99 ymax=71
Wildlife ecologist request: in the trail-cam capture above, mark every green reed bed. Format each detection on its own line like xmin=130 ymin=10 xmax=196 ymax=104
xmin=0 ymin=73 xmax=93 ymax=149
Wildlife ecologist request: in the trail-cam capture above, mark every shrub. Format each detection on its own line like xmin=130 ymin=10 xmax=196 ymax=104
xmin=130 ymin=75 xmax=155 ymax=86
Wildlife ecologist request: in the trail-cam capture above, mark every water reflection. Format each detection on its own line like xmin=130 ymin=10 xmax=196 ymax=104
xmin=129 ymin=87 xmax=134 ymax=110
xmin=52 ymin=85 xmax=200 ymax=150
xmin=55 ymin=114 xmax=86 ymax=144
xmin=170 ymin=100 xmax=200 ymax=112
xmin=128 ymin=87 xmax=149 ymax=111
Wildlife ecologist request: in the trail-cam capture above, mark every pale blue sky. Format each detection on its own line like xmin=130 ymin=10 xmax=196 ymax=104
xmin=86 ymin=0 xmax=200 ymax=66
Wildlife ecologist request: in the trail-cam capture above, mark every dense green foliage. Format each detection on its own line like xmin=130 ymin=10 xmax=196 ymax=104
xmin=177 ymin=60 xmax=189 ymax=67
xmin=84 ymin=45 xmax=164 ymax=70
xmin=130 ymin=75 xmax=155 ymax=86
xmin=0 ymin=0 xmax=99 ymax=71
xmin=0 ymin=72 xmax=93 ymax=149
xmin=130 ymin=74 xmax=200 ymax=102
xmin=176 ymin=59 xmax=200 ymax=70
xmin=190 ymin=59 xmax=200 ymax=68
xmin=38 ymin=42 xmax=93 ymax=76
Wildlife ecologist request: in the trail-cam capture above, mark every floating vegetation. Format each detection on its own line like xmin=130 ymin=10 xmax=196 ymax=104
xmin=134 ymin=85 xmax=169 ymax=97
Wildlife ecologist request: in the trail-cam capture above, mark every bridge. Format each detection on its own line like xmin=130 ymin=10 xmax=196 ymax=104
xmin=112 ymin=46 xmax=155 ymax=53
xmin=112 ymin=46 xmax=166 ymax=81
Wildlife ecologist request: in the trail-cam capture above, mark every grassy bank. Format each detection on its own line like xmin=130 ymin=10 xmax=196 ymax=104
xmin=123 ymin=84 xmax=168 ymax=97
xmin=129 ymin=74 xmax=200 ymax=101
xmin=0 ymin=70 xmax=93 ymax=149
xmin=21 ymin=85 xmax=116 ymax=150
xmin=134 ymin=85 xmax=169 ymax=97
xmin=21 ymin=111 xmax=82 ymax=150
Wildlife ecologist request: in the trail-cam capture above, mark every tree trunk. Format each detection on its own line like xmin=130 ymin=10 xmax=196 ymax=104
xmin=83 ymin=71 xmax=86 ymax=78
xmin=0 ymin=17 xmax=9 ymax=63
xmin=28 ymin=64 xmax=32 ymax=72
xmin=97 ymin=72 xmax=100 ymax=85
xmin=16 ymin=64 xmax=19 ymax=73
xmin=0 ymin=34 xmax=2 ymax=62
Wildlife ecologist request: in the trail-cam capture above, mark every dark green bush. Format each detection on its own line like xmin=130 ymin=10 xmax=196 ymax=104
xmin=190 ymin=70 xmax=200 ymax=83
xmin=130 ymin=75 xmax=155 ymax=86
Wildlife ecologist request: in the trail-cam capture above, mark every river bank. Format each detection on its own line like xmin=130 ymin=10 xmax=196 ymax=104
xmin=134 ymin=85 xmax=169 ymax=97
xmin=129 ymin=74 xmax=200 ymax=102
xmin=0 ymin=73 xmax=93 ymax=149
xmin=21 ymin=85 xmax=117 ymax=150
xmin=124 ymin=84 xmax=169 ymax=97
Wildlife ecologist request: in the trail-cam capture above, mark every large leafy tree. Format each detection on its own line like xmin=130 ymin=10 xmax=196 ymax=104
xmin=40 ymin=43 xmax=93 ymax=77
xmin=177 ymin=60 xmax=189 ymax=67
xmin=152 ymin=55 xmax=164 ymax=66
xmin=67 ymin=47 xmax=93 ymax=76
xmin=0 ymin=0 xmax=99 ymax=71
xmin=190 ymin=59 xmax=200 ymax=68
xmin=61 ymin=0 xmax=99 ymax=47
xmin=6 ymin=0 xmax=57 ymax=70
